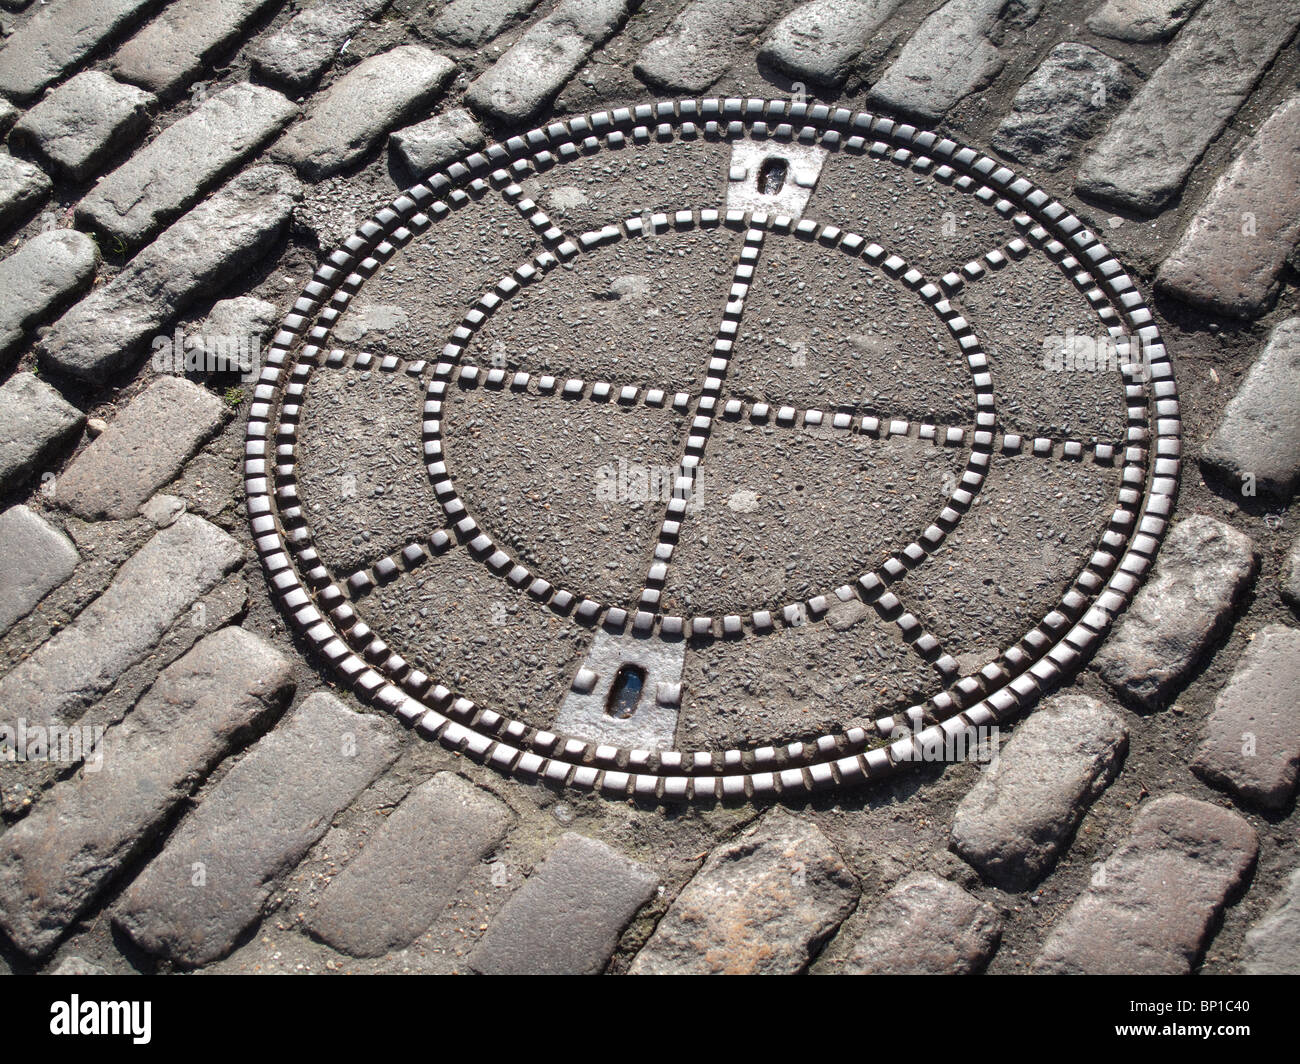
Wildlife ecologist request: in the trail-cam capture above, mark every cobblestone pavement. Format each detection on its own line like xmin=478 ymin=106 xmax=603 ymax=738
xmin=0 ymin=0 xmax=1297 ymax=976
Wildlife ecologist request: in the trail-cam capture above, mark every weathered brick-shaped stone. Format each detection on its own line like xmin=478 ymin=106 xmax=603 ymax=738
xmin=1244 ymin=867 xmax=1300 ymax=975
xmin=113 ymin=691 xmax=399 ymax=966
xmin=307 ymin=773 xmax=512 ymax=958
xmin=1088 ymin=0 xmax=1206 ymax=41
xmin=470 ymin=833 xmax=656 ymax=975
xmin=758 ymin=0 xmax=900 ymax=88
xmin=0 ymin=628 xmax=294 ymax=960
xmin=432 ymin=0 xmax=541 ymax=47
xmin=1075 ymin=0 xmax=1300 ymax=214
xmin=630 ymin=808 xmax=858 ymax=974
xmin=250 ymin=0 xmax=390 ymax=91
xmin=0 ymin=0 xmax=162 ymax=104
xmin=110 ymin=0 xmax=282 ymax=98
xmin=1192 ymin=624 xmax=1300 ymax=808
xmin=0 ymin=515 xmax=244 ymax=725
xmin=0 ymin=505 xmax=79 ymax=637
xmin=0 ymin=372 xmax=84 ymax=495
xmin=389 ymin=107 xmax=484 ymax=177
xmin=41 ymin=165 xmax=299 ymax=382
xmin=636 ymin=0 xmax=786 ymax=94
xmin=77 ymin=81 xmax=297 ymax=248
xmin=465 ymin=0 xmax=630 ymax=124
xmin=0 ymin=229 xmax=99 ymax=358
xmin=0 ymin=151 xmax=51 ymax=231
xmin=55 ymin=377 xmax=228 ymax=521
xmin=1156 ymin=96 xmax=1300 ymax=318
xmin=273 ymin=46 xmax=454 ymax=182
xmin=868 ymin=0 xmax=1033 ymax=123
xmin=1200 ymin=319 xmax=1300 ymax=501
xmin=1033 ymin=795 xmax=1257 ymax=974
xmin=1094 ymin=516 xmax=1257 ymax=709
xmin=9 ymin=71 xmax=153 ymax=183
xmin=198 ymin=296 xmax=278 ymax=353
xmin=1284 ymin=535 xmax=1300 ymax=614
xmin=841 ymin=874 xmax=1003 ymax=974
xmin=951 ymin=695 xmax=1128 ymax=890
xmin=992 ymin=42 xmax=1130 ymax=172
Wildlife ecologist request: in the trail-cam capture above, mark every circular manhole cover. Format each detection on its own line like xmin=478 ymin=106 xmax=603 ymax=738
xmin=247 ymin=98 xmax=1179 ymax=801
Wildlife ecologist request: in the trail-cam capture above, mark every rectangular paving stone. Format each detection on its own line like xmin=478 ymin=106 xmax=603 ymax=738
xmin=867 ymin=0 xmax=1029 ymax=124
xmin=0 ymin=0 xmax=163 ymax=103
xmin=9 ymin=71 xmax=154 ymax=184
xmin=465 ymin=0 xmax=631 ymax=124
xmin=629 ymin=808 xmax=858 ymax=974
xmin=0 ymin=505 xmax=80 ymax=637
xmin=635 ymin=0 xmax=787 ymax=94
xmin=1192 ymin=624 xmax=1300 ymax=809
xmin=250 ymin=0 xmax=390 ymax=91
xmin=1156 ymin=95 xmax=1300 ymax=318
xmin=469 ymin=833 xmax=656 ymax=975
xmin=273 ymin=45 xmax=454 ymax=182
xmin=432 ymin=0 xmax=542 ymax=47
xmin=389 ymin=107 xmax=485 ymax=177
xmin=758 ymin=0 xmax=902 ymax=88
xmin=1088 ymin=0 xmax=1207 ymax=42
xmin=1033 ymin=794 xmax=1257 ymax=974
xmin=840 ymin=873 xmax=1003 ymax=974
xmin=1075 ymin=0 xmax=1300 ymax=214
xmin=951 ymin=695 xmax=1128 ymax=890
xmin=307 ymin=773 xmax=512 ymax=958
xmin=0 ymin=372 xmax=84 ymax=495
xmin=0 ymin=628 xmax=295 ymax=960
xmin=1200 ymin=318 xmax=1300 ymax=500
xmin=41 ymin=165 xmax=299 ymax=383
xmin=113 ymin=691 xmax=399 ymax=967
xmin=0 ymin=150 xmax=51 ymax=231
xmin=0 ymin=514 xmax=244 ymax=725
xmin=1094 ymin=515 xmax=1257 ymax=709
xmin=109 ymin=0 xmax=283 ymax=98
xmin=0 ymin=229 xmax=98 ymax=358
xmin=1244 ymin=866 xmax=1300 ymax=975
xmin=54 ymin=376 xmax=228 ymax=520
xmin=77 ymin=81 xmax=297 ymax=248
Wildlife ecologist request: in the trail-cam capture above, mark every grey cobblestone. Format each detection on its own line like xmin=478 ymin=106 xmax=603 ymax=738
xmin=307 ymin=773 xmax=511 ymax=958
xmin=1094 ymin=516 xmax=1257 ymax=709
xmin=1156 ymin=95 xmax=1300 ymax=318
xmin=250 ymin=0 xmax=390 ymax=92
xmin=465 ymin=0 xmax=631 ymax=124
xmin=389 ymin=107 xmax=485 ymax=177
xmin=1192 ymin=624 xmax=1300 ymax=808
xmin=77 ymin=81 xmax=297 ymax=248
xmin=0 ymin=514 xmax=243 ymax=725
xmin=1284 ymin=536 xmax=1300 ymax=614
xmin=635 ymin=0 xmax=787 ymax=94
xmin=1087 ymin=0 xmax=1207 ymax=42
xmin=1034 ymin=795 xmax=1257 ymax=974
xmin=42 ymin=165 xmax=299 ymax=382
xmin=113 ymin=691 xmax=399 ymax=967
xmin=110 ymin=0 xmax=282 ymax=98
xmin=0 ymin=372 xmax=84 ymax=495
xmin=0 ymin=99 xmax=16 ymax=137
xmin=1075 ymin=0 xmax=1300 ymax=214
xmin=1244 ymin=867 xmax=1300 ymax=974
xmin=0 ymin=627 xmax=294 ymax=960
xmin=841 ymin=873 xmax=1003 ymax=974
xmin=1201 ymin=318 xmax=1300 ymax=501
xmin=468 ymin=833 xmax=656 ymax=975
xmin=55 ymin=376 xmax=229 ymax=521
xmin=951 ymin=695 xmax=1129 ymax=890
xmin=432 ymin=0 xmax=542 ymax=47
xmin=273 ymin=45 xmax=455 ymax=182
xmin=9 ymin=71 xmax=154 ymax=184
xmin=0 ymin=151 xmax=51 ymax=232
xmin=758 ymin=0 xmax=901 ymax=88
xmin=0 ymin=505 xmax=79 ymax=637
xmin=0 ymin=0 xmax=162 ymax=103
xmin=630 ymin=809 xmax=858 ymax=974
xmin=0 ymin=229 xmax=99 ymax=358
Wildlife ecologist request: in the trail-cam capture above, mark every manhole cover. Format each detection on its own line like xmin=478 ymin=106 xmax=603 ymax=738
xmin=247 ymin=98 xmax=1179 ymax=801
